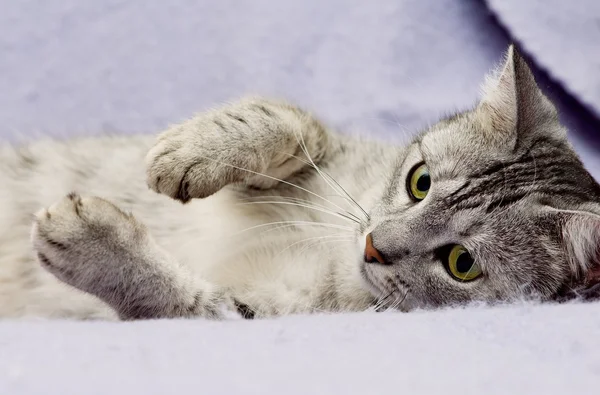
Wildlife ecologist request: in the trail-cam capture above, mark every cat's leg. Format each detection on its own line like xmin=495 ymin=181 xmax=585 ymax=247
xmin=146 ymin=97 xmax=333 ymax=202
xmin=31 ymin=193 xmax=231 ymax=320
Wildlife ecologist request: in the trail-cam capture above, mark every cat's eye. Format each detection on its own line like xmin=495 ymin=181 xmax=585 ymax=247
xmin=407 ymin=163 xmax=430 ymax=201
xmin=447 ymin=245 xmax=482 ymax=281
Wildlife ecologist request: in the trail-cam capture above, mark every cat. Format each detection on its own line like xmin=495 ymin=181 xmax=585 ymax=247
xmin=1 ymin=45 xmax=599 ymax=320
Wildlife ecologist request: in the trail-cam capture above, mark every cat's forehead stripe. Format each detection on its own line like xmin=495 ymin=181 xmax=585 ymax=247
xmin=442 ymin=141 xmax=597 ymax=214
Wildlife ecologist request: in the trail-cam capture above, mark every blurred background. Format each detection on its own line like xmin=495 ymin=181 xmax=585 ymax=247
xmin=1 ymin=0 xmax=599 ymax=176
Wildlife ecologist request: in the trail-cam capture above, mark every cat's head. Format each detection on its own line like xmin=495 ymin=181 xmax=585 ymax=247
xmin=361 ymin=45 xmax=600 ymax=311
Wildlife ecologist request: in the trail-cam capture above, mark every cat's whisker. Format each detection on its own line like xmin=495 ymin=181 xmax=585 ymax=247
xmin=289 ymin=130 xmax=352 ymax=208
xmin=190 ymin=153 xmax=356 ymax=220
xmin=285 ymin=128 xmax=368 ymax=221
xmin=383 ymin=293 xmax=400 ymax=312
xmin=177 ymin=221 xmax=354 ymax=248
xmin=373 ymin=298 xmax=389 ymax=312
xmin=295 ymin=237 xmax=354 ymax=256
xmin=384 ymin=296 xmax=401 ymax=312
xmin=241 ymin=194 xmax=360 ymax=214
xmin=279 ymin=150 xmax=370 ymax=222
xmin=276 ymin=234 xmax=354 ymax=257
xmin=287 ymin=236 xmax=353 ymax=256
xmin=253 ymin=225 xmax=353 ymax=244
xmin=390 ymin=289 xmax=409 ymax=312
xmin=240 ymin=195 xmax=364 ymax=224
xmin=320 ymin=171 xmax=371 ymax=221
xmin=236 ymin=200 xmax=360 ymax=224
xmin=374 ymin=289 xmax=395 ymax=312
xmin=282 ymin=148 xmax=368 ymax=221
xmin=254 ymin=223 xmax=355 ymax=237
xmin=372 ymin=298 xmax=384 ymax=312
xmin=232 ymin=221 xmax=355 ymax=238
xmin=240 ymin=195 xmax=328 ymax=208
xmin=377 ymin=290 xmax=400 ymax=313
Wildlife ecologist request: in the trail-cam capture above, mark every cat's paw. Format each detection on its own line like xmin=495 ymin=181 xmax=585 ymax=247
xmin=31 ymin=193 xmax=146 ymax=292
xmin=145 ymin=99 xmax=287 ymax=203
xmin=145 ymin=116 xmax=253 ymax=203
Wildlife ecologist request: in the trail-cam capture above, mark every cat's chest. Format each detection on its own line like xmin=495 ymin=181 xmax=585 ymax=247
xmin=198 ymin=227 xmax=355 ymax=314
xmin=146 ymin=186 xmax=368 ymax=315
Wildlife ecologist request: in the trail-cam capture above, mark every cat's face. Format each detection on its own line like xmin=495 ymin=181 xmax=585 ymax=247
xmin=359 ymin=45 xmax=600 ymax=311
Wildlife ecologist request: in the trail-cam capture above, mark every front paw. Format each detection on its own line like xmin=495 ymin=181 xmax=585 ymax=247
xmin=145 ymin=99 xmax=286 ymax=203
xmin=31 ymin=193 xmax=145 ymax=292
xmin=145 ymin=113 xmax=263 ymax=202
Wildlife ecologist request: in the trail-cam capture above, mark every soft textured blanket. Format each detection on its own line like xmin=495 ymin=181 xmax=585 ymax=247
xmin=1 ymin=0 xmax=599 ymax=393
xmin=1 ymin=303 xmax=599 ymax=395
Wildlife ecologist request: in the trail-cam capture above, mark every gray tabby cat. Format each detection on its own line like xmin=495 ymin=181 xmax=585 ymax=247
xmin=1 ymin=45 xmax=599 ymax=320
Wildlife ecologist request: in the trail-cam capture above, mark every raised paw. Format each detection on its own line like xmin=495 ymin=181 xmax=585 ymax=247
xmin=31 ymin=193 xmax=147 ymax=293
xmin=145 ymin=98 xmax=305 ymax=203
xmin=144 ymin=114 xmax=261 ymax=202
xmin=144 ymin=126 xmax=239 ymax=203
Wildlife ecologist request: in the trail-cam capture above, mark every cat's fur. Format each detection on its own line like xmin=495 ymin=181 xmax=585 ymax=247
xmin=1 ymin=45 xmax=599 ymax=320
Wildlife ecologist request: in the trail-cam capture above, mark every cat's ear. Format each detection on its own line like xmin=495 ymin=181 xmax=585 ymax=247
xmin=560 ymin=211 xmax=600 ymax=298
xmin=477 ymin=45 xmax=561 ymax=144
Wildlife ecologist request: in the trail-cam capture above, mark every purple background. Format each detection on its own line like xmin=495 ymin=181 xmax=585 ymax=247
xmin=1 ymin=0 xmax=598 ymax=176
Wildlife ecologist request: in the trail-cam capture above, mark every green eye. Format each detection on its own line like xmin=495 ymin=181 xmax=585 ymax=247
xmin=447 ymin=245 xmax=482 ymax=281
xmin=407 ymin=163 xmax=430 ymax=201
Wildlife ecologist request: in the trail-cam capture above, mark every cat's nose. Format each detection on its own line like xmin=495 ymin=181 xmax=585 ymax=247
xmin=364 ymin=233 xmax=386 ymax=265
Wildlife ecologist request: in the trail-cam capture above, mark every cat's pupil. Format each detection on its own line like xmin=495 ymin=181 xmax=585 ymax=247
xmin=416 ymin=174 xmax=430 ymax=192
xmin=455 ymin=251 xmax=473 ymax=273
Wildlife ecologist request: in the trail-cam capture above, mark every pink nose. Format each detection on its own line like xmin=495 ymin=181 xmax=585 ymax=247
xmin=364 ymin=233 xmax=385 ymax=264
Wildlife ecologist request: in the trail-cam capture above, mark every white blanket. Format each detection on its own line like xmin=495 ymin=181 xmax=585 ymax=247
xmin=1 ymin=303 xmax=599 ymax=394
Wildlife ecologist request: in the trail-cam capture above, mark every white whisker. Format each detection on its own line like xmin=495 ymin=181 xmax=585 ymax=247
xmin=236 ymin=200 xmax=359 ymax=224
xmin=285 ymin=130 xmax=370 ymax=221
xmin=282 ymin=149 xmax=369 ymax=220
xmin=319 ymin=171 xmax=371 ymax=221
xmin=374 ymin=289 xmax=394 ymax=312
xmin=189 ymin=153 xmax=356 ymax=220
xmin=254 ymin=222 xmax=355 ymax=238
xmin=254 ymin=224 xmax=353 ymax=240
xmin=290 ymin=131 xmax=348 ymax=201
xmin=276 ymin=234 xmax=354 ymax=257
xmin=390 ymin=289 xmax=409 ymax=311
xmin=240 ymin=195 xmax=363 ymax=223
xmin=231 ymin=221 xmax=355 ymax=238
xmin=295 ymin=236 xmax=354 ymax=255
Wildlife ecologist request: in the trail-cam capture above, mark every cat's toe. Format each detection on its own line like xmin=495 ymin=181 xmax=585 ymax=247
xmin=31 ymin=194 xmax=145 ymax=291
xmin=145 ymin=140 xmax=187 ymax=200
xmin=31 ymin=212 xmax=77 ymax=284
xmin=39 ymin=191 xmax=81 ymax=220
xmin=31 ymin=193 xmax=136 ymax=255
xmin=145 ymin=140 xmax=230 ymax=202
xmin=31 ymin=194 xmax=80 ymax=252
